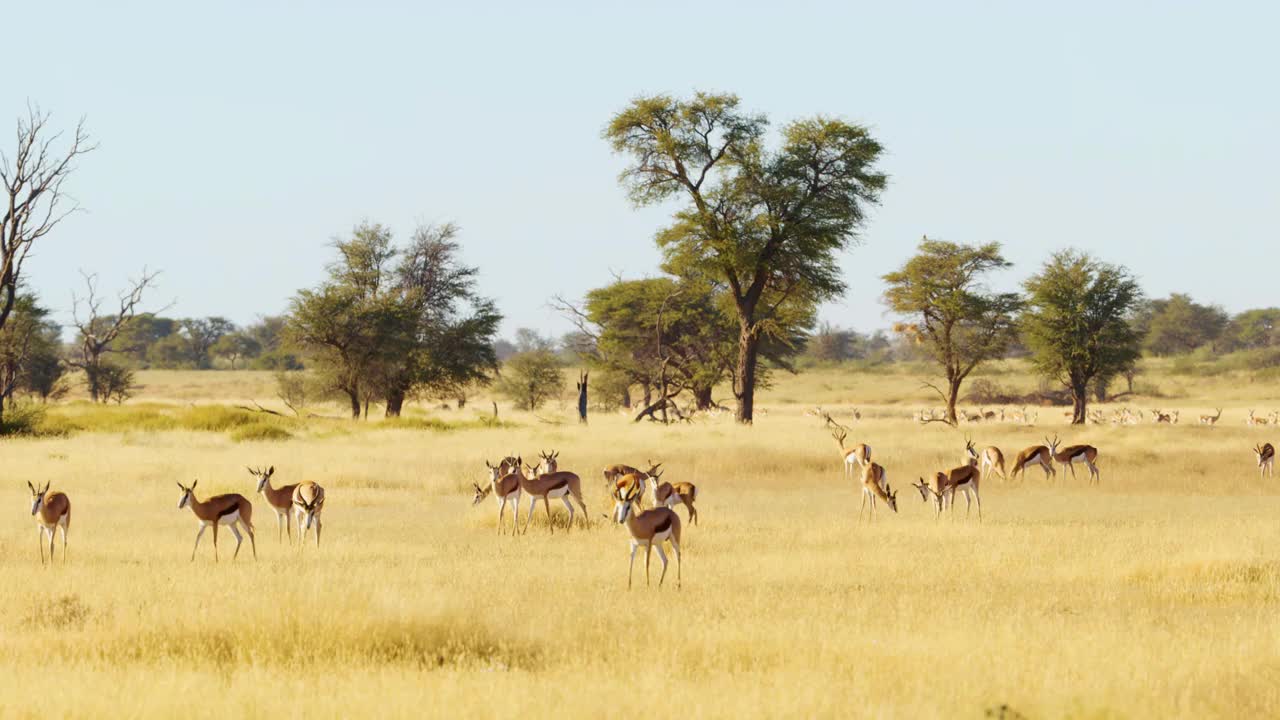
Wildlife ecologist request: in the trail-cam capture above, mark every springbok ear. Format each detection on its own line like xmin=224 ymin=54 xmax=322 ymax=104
xmin=268 ymin=466 xmax=274 ymax=476
xmin=176 ymin=482 xmax=185 ymax=491
xmin=42 ymin=482 xmax=50 ymax=494
xmin=246 ymin=466 xmax=255 ymax=475
xmin=27 ymin=481 xmax=35 ymax=493
xmin=192 ymin=480 xmax=199 ymax=489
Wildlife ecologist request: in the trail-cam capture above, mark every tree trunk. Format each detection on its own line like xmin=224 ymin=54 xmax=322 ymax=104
xmin=576 ymin=370 xmax=588 ymax=424
xmin=642 ymin=383 xmax=652 ymax=407
xmin=621 ymin=385 xmax=631 ymax=409
xmin=945 ymin=376 xmax=962 ymax=425
xmin=456 ymin=394 xmax=466 ymax=409
xmin=1071 ymin=380 xmax=1088 ymax=424
xmin=0 ymin=397 xmax=5 ymax=427
xmin=385 ymin=389 xmax=405 ymax=418
xmin=693 ymin=385 xmax=714 ymax=411
xmin=346 ymin=390 xmax=361 ymax=419
xmin=733 ymin=323 xmax=760 ymax=424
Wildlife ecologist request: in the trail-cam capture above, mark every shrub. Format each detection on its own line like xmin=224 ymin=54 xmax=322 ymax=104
xmin=178 ymin=406 xmax=258 ymax=431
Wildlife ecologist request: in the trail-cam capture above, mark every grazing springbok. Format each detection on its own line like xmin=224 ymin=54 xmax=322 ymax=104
xmin=1011 ymin=441 xmax=1055 ymax=481
xmin=858 ymin=462 xmax=897 ymax=521
xmin=28 ymin=482 xmax=70 ymax=565
xmin=966 ymin=438 xmax=1007 ymax=482
xmin=292 ymin=481 xmax=325 ymax=547
xmin=1199 ymin=409 xmax=1223 ymax=426
xmin=1254 ymin=443 xmax=1275 ymax=478
xmin=250 ymin=466 xmax=299 ymax=543
xmin=1047 ymin=435 xmax=1101 ymax=484
xmin=917 ymin=453 xmax=982 ymax=521
xmin=474 ymin=458 xmax=523 ymax=535
xmin=649 ymin=468 xmax=699 ymax=526
xmin=606 ymin=461 xmax=660 ymax=508
xmin=519 ymin=462 xmax=589 ymax=533
xmin=177 ymin=481 xmax=256 ymax=562
xmin=612 ymin=480 xmax=682 ymax=589
xmin=831 ymin=427 xmax=871 ymax=477
xmin=1248 ymin=410 xmax=1270 ymax=427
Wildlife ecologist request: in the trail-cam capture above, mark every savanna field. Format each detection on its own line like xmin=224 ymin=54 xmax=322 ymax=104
xmin=3 ymin=363 xmax=1280 ymax=719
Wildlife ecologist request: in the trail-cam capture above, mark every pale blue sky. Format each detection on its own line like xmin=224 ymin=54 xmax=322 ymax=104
xmin=7 ymin=1 xmax=1278 ymax=339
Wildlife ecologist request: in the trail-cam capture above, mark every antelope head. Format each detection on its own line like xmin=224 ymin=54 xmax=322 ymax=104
xmin=1046 ymin=434 xmax=1061 ymax=455
xmin=884 ymin=484 xmax=899 ymax=513
xmin=27 ymin=481 xmax=50 ymax=516
xmin=964 ymin=438 xmax=978 ymax=464
xmin=645 ymin=459 xmax=663 ymax=477
xmin=176 ymin=480 xmax=198 ymax=509
xmin=911 ymin=477 xmax=932 ymax=503
xmin=471 ymin=482 xmax=492 ymax=506
xmin=612 ymin=481 xmax=643 ymax=523
xmin=539 ymin=450 xmax=559 ymax=474
xmin=248 ymin=465 xmax=275 ymax=493
xmin=294 ymin=493 xmax=322 ymax=530
xmin=830 ymin=428 xmax=847 ymax=449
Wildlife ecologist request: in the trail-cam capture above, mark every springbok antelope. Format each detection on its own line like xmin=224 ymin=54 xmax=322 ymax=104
xmin=1248 ymin=410 xmax=1271 ymax=427
xmin=474 ymin=458 xmax=523 ymax=535
xmin=606 ymin=461 xmax=660 ymax=509
xmin=28 ymin=482 xmax=70 ymax=565
xmin=498 ymin=455 xmax=521 ymax=476
xmin=177 ymin=481 xmax=257 ymax=562
xmin=649 ymin=469 xmax=699 ymax=526
xmin=920 ymin=454 xmax=982 ymax=521
xmin=612 ymin=480 xmax=682 ymax=589
xmin=1047 ymin=435 xmax=1101 ymax=484
xmin=1254 ymin=443 xmax=1275 ymax=478
xmin=1011 ymin=441 xmax=1055 ymax=481
xmin=965 ymin=439 xmax=1007 ymax=482
xmin=292 ymin=481 xmax=325 ymax=547
xmin=538 ymin=450 xmax=561 ymax=473
xmin=831 ymin=428 xmax=871 ymax=477
xmin=858 ymin=462 xmax=897 ymax=521
xmin=1199 ymin=409 xmax=1223 ymax=426
xmin=250 ymin=466 xmax=299 ymax=543
xmin=519 ymin=463 xmax=589 ymax=533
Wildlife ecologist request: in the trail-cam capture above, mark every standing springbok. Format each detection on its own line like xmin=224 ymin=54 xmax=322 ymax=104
xmin=612 ymin=479 xmax=682 ymax=589
xmin=519 ymin=462 xmax=589 ymax=533
xmin=831 ymin=428 xmax=871 ymax=478
xmin=1199 ymin=409 xmax=1223 ymax=426
xmin=1248 ymin=410 xmax=1270 ymax=427
xmin=649 ymin=468 xmax=699 ymax=526
xmin=250 ymin=466 xmax=299 ymax=543
xmin=858 ymin=462 xmax=898 ymax=521
xmin=965 ymin=438 xmax=1007 ymax=482
xmin=606 ymin=461 xmax=660 ymax=509
xmin=1254 ymin=443 xmax=1275 ymax=478
xmin=292 ymin=481 xmax=325 ymax=547
xmin=1048 ymin=435 xmax=1101 ymax=484
xmin=28 ymin=482 xmax=70 ymax=565
xmin=474 ymin=458 xmax=523 ymax=535
xmin=177 ymin=480 xmax=257 ymax=562
xmin=1011 ymin=440 xmax=1055 ymax=481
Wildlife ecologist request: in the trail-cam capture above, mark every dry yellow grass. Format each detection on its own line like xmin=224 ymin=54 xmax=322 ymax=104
xmin=3 ymin=366 xmax=1280 ymax=718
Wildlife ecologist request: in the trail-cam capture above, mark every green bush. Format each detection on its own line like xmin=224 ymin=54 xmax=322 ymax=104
xmin=177 ymin=406 xmax=259 ymax=431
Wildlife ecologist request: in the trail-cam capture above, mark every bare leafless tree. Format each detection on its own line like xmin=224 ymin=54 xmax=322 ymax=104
xmin=0 ymin=107 xmax=94 ymax=335
xmin=68 ymin=269 xmax=163 ymax=402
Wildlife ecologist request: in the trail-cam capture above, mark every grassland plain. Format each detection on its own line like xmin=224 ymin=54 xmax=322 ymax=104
xmin=3 ymin=365 xmax=1280 ymax=718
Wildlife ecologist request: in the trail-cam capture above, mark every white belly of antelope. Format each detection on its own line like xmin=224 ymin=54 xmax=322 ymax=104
xmin=216 ymin=511 xmax=240 ymax=525
xmin=546 ymin=485 xmax=571 ymax=499
xmin=637 ymin=528 xmax=673 ymax=547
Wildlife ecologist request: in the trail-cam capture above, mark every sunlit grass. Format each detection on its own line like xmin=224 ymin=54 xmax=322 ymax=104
xmin=1 ymin=367 xmax=1279 ymax=717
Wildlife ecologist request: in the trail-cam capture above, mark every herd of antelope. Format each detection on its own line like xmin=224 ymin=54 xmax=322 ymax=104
xmin=21 ymin=412 xmax=1280 ymax=592
xmin=26 ymin=466 xmax=327 ymax=566
xmin=470 ymin=450 xmax=698 ymax=588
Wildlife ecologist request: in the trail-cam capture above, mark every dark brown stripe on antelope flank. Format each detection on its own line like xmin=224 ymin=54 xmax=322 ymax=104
xmin=653 ymin=516 xmax=672 ymax=534
xmin=218 ymin=504 xmax=240 ymax=518
xmin=549 ymin=478 xmax=570 ymax=492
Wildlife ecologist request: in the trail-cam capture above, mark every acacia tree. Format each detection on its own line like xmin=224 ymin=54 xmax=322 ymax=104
xmin=0 ymin=108 xmax=93 ymax=422
xmin=68 ymin=270 xmax=162 ymax=403
xmin=1022 ymin=250 xmax=1144 ymax=424
xmin=882 ymin=238 xmax=1022 ymax=425
xmin=0 ymin=292 xmax=59 ymax=408
xmin=606 ymin=93 xmax=886 ymax=423
xmin=287 ymin=222 xmax=499 ymax=419
xmin=181 ymin=317 xmax=235 ymax=368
